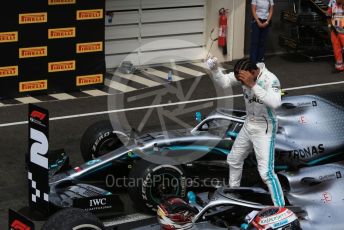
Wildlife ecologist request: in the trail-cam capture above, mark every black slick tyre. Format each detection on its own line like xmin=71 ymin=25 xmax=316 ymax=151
xmin=41 ymin=208 xmax=105 ymax=230
xmin=128 ymin=160 xmax=187 ymax=212
xmin=80 ymin=120 xmax=123 ymax=161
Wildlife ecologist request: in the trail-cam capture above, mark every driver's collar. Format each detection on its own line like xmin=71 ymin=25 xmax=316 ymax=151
xmin=254 ymin=68 xmax=262 ymax=82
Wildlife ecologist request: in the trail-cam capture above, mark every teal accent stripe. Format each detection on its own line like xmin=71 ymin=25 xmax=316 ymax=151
xmin=227 ymin=131 xmax=238 ymax=138
xmin=267 ymin=108 xmax=284 ymax=206
xmin=275 ymin=165 xmax=288 ymax=170
xmin=135 ymin=146 xmax=231 ymax=157
xmin=167 ymin=145 xmax=230 ymax=155
xmin=78 ymin=162 xmax=113 ymax=178
xmin=306 ymin=152 xmax=343 ymax=166
xmin=276 ymin=152 xmax=343 ymax=170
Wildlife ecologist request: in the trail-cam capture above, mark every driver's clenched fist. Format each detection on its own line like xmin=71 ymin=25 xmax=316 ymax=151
xmin=206 ymin=56 xmax=218 ymax=71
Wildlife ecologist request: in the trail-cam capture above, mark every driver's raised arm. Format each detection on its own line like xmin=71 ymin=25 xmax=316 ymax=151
xmin=206 ymin=56 xmax=240 ymax=89
xmin=213 ymin=70 xmax=240 ymax=89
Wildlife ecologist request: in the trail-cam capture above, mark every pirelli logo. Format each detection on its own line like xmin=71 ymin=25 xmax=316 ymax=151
xmin=48 ymin=60 xmax=75 ymax=72
xmin=19 ymin=80 xmax=47 ymax=92
xmin=19 ymin=46 xmax=48 ymax=58
xmin=48 ymin=0 xmax=76 ymax=5
xmin=76 ymin=74 xmax=103 ymax=86
xmin=0 ymin=66 xmax=18 ymax=78
xmin=0 ymin=31 xmax=18 ymax=43
xmin=77 ymin=9 xmax=103 ymax=20
xmin=19 ymin=12 xmax=47 ymax=24
xmin=76 ymin=42 xmax=103 ymax=53
xmin=48 ymin=27 xmax=76 ymax=39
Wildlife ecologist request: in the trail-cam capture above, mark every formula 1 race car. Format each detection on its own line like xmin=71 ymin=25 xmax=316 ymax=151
xmin=135 ymin=160 xmax=344 ymax=230
xmin=42 ymin=162 xmax=344 ymax=229
xmin=11 ymin=92 xmax=344 ymax=229
xmin=46 ymin=92 xmax=344 ymax=215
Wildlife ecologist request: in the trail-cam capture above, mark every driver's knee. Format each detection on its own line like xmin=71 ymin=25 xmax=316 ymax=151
xmin=227 ymin=151 xmax=243 ymax=168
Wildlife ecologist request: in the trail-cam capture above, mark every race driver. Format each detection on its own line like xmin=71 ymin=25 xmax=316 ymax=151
xmin=206 ymin=57 xmax=285 ymax=207
xmin=328 ymin=0 xmax=344 ymax=72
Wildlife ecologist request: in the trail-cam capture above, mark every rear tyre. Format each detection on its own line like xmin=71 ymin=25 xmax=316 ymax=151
xmin=128 ymin=160 xmax=187 ymax=212
xmin=80 ymin=120 xmax=124 ymax=161
xmin=42 ymin=208 xmax=105 ymax=230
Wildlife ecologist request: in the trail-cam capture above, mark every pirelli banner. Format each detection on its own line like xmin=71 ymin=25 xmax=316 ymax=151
xmin=0 ymin=0 xmax=105 ymax=98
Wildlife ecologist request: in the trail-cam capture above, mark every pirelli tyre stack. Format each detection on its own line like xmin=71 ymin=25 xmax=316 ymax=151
xmin=279 ymin=0 xmax=332 ymax=59
xmin=0 ymin=0 xmax=105 ymax=98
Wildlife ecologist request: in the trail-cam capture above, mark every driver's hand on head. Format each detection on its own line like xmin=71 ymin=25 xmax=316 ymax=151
xmin=206 ymin=55 xmax=218 ymax=71
xmin=238 ymin=70 xmax=255 ymax=88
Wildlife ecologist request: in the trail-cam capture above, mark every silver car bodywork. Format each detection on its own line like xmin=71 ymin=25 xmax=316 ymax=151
xmin=49 ymin=93 xmax=344 ymax=220
xmin=134 ymin=162 xmax=344 ymax=229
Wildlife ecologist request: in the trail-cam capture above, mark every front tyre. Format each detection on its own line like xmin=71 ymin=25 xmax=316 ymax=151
xmin=80 ymin=120 xmax=124 ymax=161
xmin=41 ymin=208 xmax=105 ymax=230
xmin=128 ymin=160 xmax=187 ymax=212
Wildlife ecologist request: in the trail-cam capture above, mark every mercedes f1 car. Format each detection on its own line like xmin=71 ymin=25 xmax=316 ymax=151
xmin=14 ymin=92 xmax=344 ymax=229
xmin=135 ymin=160 xmax=344 ymax=230
xmin=46 ymin=92 xmax=344 ymax=214
xmin=43 ymin=162 xmax=344 ymax=229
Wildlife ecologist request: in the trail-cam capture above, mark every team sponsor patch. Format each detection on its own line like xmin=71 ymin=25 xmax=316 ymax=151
xmin=321 ymin=192 xmax=332 ymax=203
xmin=257 ymin=80 xmax=265 ymax=88
xmin=336 ymin=171 xmax=342 ymax=178
xmin=259 ymin=210 xmax=292 ymax=225
xmin=271 ymin=79 xmax=281 ymax=92
xmin=287 ymin=144 xmax=325 ymax=160
xmin=297 ymin=101 xmax=318 ymax=107
xmin=298 ymin=116 xmax=307 ymax=124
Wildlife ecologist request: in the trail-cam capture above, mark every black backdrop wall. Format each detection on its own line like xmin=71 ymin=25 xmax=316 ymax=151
xmin=0 ymin=0 xmax=105 ymax=98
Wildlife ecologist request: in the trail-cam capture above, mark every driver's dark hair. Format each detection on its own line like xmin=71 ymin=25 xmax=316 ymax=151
xmin=234 ymin=59 xmax=258 ymax=75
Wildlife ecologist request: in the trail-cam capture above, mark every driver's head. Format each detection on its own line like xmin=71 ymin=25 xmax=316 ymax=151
xmin=233 ymin=59 xmax=258 ymax=80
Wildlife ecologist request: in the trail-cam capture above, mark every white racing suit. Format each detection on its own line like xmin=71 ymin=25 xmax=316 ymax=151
xmin=213 ymin=63 xmax=285 ymax=207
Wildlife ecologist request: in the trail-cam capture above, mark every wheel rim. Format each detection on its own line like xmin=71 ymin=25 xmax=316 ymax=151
xmin=72 ymin=224 xmax=102 ymax=230
xmin=95 ymin=138 xmax=118 ymax=158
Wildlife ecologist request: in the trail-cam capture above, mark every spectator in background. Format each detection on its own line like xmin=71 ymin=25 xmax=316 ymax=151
xmin=327 ymin=0 xmax=344 ymax=72
xmin=250 ymin=0 xmax=274 ymax=64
